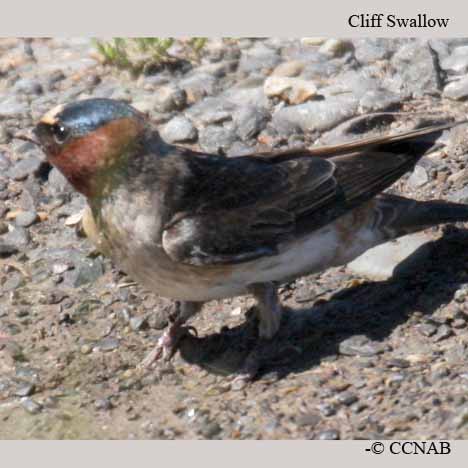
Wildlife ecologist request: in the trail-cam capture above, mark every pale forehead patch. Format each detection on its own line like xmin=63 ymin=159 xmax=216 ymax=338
xmin=40 ymin=104 xmax=65 ymax=125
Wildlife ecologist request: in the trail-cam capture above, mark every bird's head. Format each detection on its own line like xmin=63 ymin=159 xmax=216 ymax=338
xmin=34 ymin=98 xmax=146 ymax=198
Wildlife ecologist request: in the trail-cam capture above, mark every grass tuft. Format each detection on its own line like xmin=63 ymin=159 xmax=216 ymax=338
xmin=93 ymin=37 xmax=207 ymax=76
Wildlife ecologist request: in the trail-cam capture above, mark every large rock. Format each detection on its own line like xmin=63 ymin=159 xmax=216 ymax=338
xmin=443 ymin=75 xmax=468 ymax=101
xmin=233 ymin=106 xmax=268 ymax=141
xmin=390 ymin=41 xmax=440 ymax=97
xmin=441 ymin=46 xmax=468 ymax=75
xmin=272 ymin=94 xmax=358 ymax=135
xmin=347 ymin=232 xmax=435 ymax=280
xmin=160 ymin=116 xmax=197 ymax=143
xmin=238 ymin=43 xmax=281 ymax=74
xmin=353 ymin=38 xmax=406 ymax=64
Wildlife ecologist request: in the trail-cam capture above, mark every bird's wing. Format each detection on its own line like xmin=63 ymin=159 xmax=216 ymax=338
xmin=161 ymin=124 xmax=453 ymax=266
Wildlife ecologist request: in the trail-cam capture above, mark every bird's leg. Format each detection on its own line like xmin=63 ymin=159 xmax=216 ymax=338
xmin=140 ymin=301 xmax=203 ymax=368
xmin=250 ymin=282 xmax=283 ymax=340
xmin=233 ymin=282 xmax=283 ymax=385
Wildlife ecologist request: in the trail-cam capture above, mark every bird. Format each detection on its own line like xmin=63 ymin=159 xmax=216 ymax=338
xmin=33 ymin=97 xmax=468 ymax=382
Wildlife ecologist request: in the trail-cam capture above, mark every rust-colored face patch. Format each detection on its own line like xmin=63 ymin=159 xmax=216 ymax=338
xmin=44 ymin=117 xmax=142 ymax=197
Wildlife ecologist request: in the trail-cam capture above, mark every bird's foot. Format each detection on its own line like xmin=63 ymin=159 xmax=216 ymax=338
xmin=230 ymin=339 xmax=273 ymax=390
xmin=139 ymin=324 xmax=198 ymax=368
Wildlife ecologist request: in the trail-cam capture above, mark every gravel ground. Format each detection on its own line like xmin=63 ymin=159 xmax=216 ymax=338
xmin=1 ymin=37 xmax=468 ymax=439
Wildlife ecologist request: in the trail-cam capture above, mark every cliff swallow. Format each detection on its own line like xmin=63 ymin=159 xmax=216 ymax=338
xmin=34 ymin=98 xmax=468 ymax=381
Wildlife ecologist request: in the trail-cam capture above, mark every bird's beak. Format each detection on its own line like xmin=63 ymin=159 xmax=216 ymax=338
xmin=15 ymin=129 xmax=41 ymax=148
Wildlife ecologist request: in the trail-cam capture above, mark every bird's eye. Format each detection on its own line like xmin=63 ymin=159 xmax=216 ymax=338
xmin=51 ymin=124 xmax=70 ymax=144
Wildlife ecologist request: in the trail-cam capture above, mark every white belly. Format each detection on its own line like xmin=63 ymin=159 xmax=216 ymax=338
xmin=125 ymin=213 xmax=383 ymax=302
xmin=97 ymin=198 xmax=383 ymax=302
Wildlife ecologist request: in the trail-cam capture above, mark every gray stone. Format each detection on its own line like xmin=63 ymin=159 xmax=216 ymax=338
xmin=296 ymin=412 xmax=321 ymax=427
xmin=0 ymin=243 xmax=18 ymax=257
xmin=185 ymin=97 xmax=235 ymax=126
xmin=441 ymin=46 xmax=468 ymax=75
xmin=153 ymin=86 xmax=187 ymax=113
xmin=347 ymin=232 xmax=435 ymax=281
xmin=317 ymin=429 xmax=340 ymax=440
xmin=433 ymin=324 xmax=453 ymax=342
xmin=48 ymin=167 xmax=73 ymax=195
xmin=238 ymin=44 xmax=281 ymax=74
xmin=195 ymin=60 xmax=238 ymax=78
xmin=0 ymin=124 xmax=10 ymax=144
xmin=337 ymin=392 xmax=359 ymax=406
xmin=443 ymin=76 xmax=468 ymax=101
xmin=0 ymin=95 xmax=29 ymax=117
xmin=233 ymin=106 xmax=268 ymax=141
xmin=321 ymin=68 xmax=380 ymax=100
xmin=301 ymin=58 xmax=346 ymax=80
xmin=354 ymin=38 xmax=405 ymax=64
xmin=449 ymin=186 xmax=468 ymax=204
xmin=72 ymin=258 xmax=105 ymax=287
xmin=2 ymin=272 xmax=23 ymax=291
xmin=452 ymin=405 xmax=468 ymax=429
xmin=339 ymin=335 xmax=385 ymax=357
xmin=428 ymin=40 xmax=450 ymax=61
xmin=95 ymin=398 xmax=113 ymax=411
xmin=1 ymin=227 xmax=30 ymax=248
xmin=408 ymin=165 xmax=429 ymax=188
xmin=359 ymin=89 xmax=401 ymax=113
xmin=199 ymin=421 xmax=222 ymax=439
xmin=179 ymin=73 xmax=218 ymax=102
xmin=15 ymin=210 xmax=38 ymax=228
xmin=199 ymin=125 xmax=237 ymax=154
xmin=317 ymin=402 xmax=337 ymax=417
xmin=0 ymin=152 xmax=11 ymax=170
xmin=0 ymin=205 xmax=7 ymax=222
xmin=223 ymin=86 xmax=269 ymax=108
xmin=160 ymin=116 xmax=197 ymax=143
xmin=272 ymin=94 xmax=359 ymax=135
xmin=13 ymin=78 xmax=43 ymax=95
xmin=21 ymin=398 xmax=43 ymax=414
xmin=130 ymin=316 xmax=148 ymax=332
xmin=15 ymin=367 xmax=40 ymax=383
xmin=8 ymin=158 xmax=42 ymax=181
xmin=391 ymin=41 xmax=440 ymax=97
xmin=418 ymin=322 xmax=437 ymax=337
xmin=96 ymin=337 xmax=120 ymax=352
xmin=15 ymin=383 xmax=36 ymax=397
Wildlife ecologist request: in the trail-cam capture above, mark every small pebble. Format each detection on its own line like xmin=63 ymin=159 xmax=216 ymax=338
xmin=130 ymin=316 xmax=148 ymax=331
xmin=15 ymin=210 xmax=38 ymax=227
xmin=317 ymin=429 xmax=340 ymax=440
xmin=15 ymin=383 xmax=36 ymax=397
xmin=21 ymin=398 xmax=42 ymax=414
xmin=317 ymin=402 xmax=337 ymax=417
xmin=95 ymin=398 xmax=113 ymax=411
xmin=80 ymin=344 xmax=92 ymax=355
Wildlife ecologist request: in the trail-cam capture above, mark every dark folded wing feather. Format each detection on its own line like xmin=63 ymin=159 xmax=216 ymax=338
xmin=162 ymin=124 xmax=455 ymax=265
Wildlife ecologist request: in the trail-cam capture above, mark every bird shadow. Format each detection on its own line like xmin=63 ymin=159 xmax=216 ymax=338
xmin=178 ymin=226 xmax=468 ymax=380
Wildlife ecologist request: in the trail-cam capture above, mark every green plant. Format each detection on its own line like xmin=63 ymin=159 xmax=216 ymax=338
xmin=93 ymin=37 xmax=207 ymax=76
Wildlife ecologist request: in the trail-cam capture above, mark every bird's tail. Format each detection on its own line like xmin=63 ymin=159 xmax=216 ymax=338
xmin=376 ymin=194 xmax=468 ymax=240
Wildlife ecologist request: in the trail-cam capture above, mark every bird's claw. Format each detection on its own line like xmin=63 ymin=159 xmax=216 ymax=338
xmin=139 ymin=325 xmax=198 ymax=369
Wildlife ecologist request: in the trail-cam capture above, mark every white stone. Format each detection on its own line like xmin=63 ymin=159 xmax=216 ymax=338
xmin=263 ymin=76 xmax=317 ymax=104
xmin=347 ymin=232 xmax=435 ymax=281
